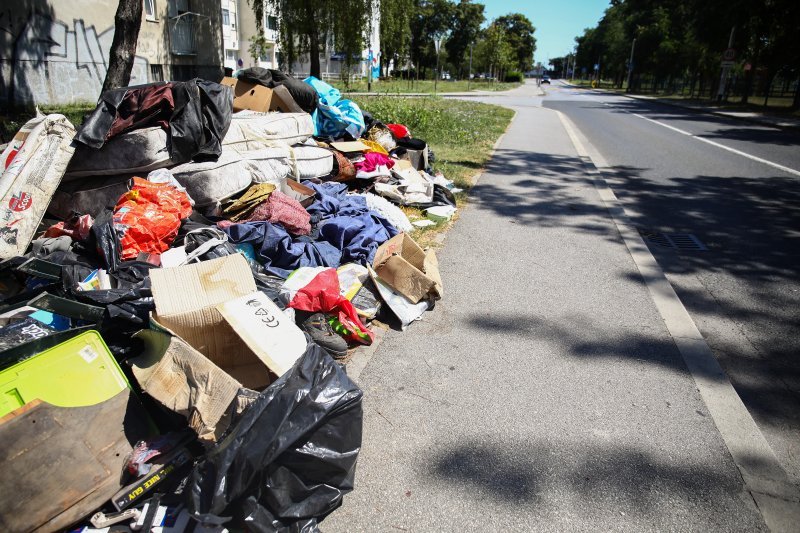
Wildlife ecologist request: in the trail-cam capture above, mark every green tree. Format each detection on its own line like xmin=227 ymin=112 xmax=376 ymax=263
xmin=380 ymin=0 xmax=413 ymax=76
xmin=410 ymin=0 xmax=456 ymax=77
xmin=493 ymin=13 xmax=537 ymax=72
xmin=247 ymin=0 xmax=374 ymax=79
xmin=474 ymin=23 xmax=514 ymax=80
xmin=445 ymin=1 xmax=485 ymax=79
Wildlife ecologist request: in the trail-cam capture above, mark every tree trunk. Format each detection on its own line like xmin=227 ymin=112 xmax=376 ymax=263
xmin=102 ymin=0 xmax=143 ymax=93
xmin=309 ymin=30 xmax=321 ymax=79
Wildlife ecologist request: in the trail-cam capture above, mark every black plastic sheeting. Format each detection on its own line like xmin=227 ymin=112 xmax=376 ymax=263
xmin=188 ymin=342 xmax=363 ymax=532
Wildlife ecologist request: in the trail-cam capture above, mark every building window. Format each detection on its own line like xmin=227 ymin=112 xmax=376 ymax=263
xmin=222 ymin=8 xmax=230 ymax=26
xmin=260 ymin=46 xmax=273 ymax=63
xmin=144 ymin=0 xmax=156 ymax=20
xmin=150 ymin=64 xmax=164 ymax=82
xmin=267 ymin=16 xmax=278 ymax=31
xmin=226 ymin=50 xmax=236 ymax=62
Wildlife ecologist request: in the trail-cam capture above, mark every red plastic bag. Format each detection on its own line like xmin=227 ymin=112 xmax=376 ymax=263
xmin=113 ymin=177 xmax=192 ymax=260
xmin=282 ymin=267 xmax=374 ymax=345
xmin=387 ymin=123 xmax=410 ymax=139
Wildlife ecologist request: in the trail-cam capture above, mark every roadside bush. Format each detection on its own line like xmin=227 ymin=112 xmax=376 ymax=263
xmin=504 ymin=71 xmax=523 ymax=83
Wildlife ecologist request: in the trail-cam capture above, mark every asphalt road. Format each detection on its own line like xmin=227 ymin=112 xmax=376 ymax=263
xmin=325 ymin=82 xmax=773 ymax=531
xmin=540 ymin=81 xmax=800 ymax=486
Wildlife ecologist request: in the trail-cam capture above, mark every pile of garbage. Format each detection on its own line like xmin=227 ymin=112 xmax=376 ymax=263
xmin=0 ymin=68 xmax=456 ymax=532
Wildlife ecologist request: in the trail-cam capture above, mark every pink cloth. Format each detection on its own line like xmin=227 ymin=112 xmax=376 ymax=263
xmin=219 ymin=190 xmax=311 ymax=236
xmin=354 ymin=152 xmax=395 ymax=174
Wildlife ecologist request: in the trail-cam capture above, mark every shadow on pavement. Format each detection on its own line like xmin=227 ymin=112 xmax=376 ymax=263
xmin=467 ymin=145 xmax=800 ymax=472
xmin=429 ymin=438 xmax=762 ymax=527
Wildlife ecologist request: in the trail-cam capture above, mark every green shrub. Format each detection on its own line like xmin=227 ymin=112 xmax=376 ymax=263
xmin=504 ymin=71 xmax=523 ymax=83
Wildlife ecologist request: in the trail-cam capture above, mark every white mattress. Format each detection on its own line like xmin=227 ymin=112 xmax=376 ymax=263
xmin=222 ymin=111 xmax=315 ymax=150
xmin=64 ymin=126 xmax=173 ymax=180
xmin=170 ymin=146 xmax=293 ymax=207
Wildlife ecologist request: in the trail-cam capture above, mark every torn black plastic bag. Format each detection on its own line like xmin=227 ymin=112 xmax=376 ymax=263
xmin=188 ymin=342 xmax=363 ymax=532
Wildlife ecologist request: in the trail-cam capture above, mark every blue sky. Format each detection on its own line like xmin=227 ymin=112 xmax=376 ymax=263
xmin=482 ymin=0 xmax=610 ymax=66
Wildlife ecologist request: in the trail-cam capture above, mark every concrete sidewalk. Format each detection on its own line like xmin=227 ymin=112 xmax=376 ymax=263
xmin=324 ymin=98 xmax=768 ymax=530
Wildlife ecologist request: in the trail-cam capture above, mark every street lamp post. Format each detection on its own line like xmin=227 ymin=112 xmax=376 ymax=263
xmin=434 ymin=35 xmax=443 ymax=94
xmin=468 ymin=42 xmax=473 ymax=91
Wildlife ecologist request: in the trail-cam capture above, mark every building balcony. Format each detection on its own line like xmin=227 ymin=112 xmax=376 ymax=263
xmin=170 ymin=13 xmax=198 ymax=55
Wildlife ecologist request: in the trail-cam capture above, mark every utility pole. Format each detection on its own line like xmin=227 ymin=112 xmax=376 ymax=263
xmin=467 ymin=42 xmax=473 ymax=90
xmin=626 ymin=38 xmax=636 ymax=92
xmin=716 ymin=26 xmax=735 ymax=103
xmin=434 ymin=35 xmax=442 ymax=94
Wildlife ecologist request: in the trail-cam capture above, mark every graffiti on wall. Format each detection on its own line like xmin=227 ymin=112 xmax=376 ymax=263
xmin=1 ymin=11 xmax=148 ymax=105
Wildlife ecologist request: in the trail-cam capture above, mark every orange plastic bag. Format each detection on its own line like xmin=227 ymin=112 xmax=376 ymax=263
xmin=113 ymin=177 xmax=192 ymax=260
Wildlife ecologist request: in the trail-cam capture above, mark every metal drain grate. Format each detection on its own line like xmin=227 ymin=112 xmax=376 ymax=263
xmin=639 ymin=230 xmax=707 ymax=251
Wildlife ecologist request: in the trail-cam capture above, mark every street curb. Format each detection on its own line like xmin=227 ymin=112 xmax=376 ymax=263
xmin=344 ymin=108 xmax=517 ymax=383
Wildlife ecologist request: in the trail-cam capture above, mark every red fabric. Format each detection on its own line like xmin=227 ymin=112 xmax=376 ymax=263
xmin=387 ymin=123 xmax=410 ymax=139
xmin=107 ymin=83 xmax=175 ymax=140
xmin=113 ymin=177 xmax=192 ymax=260
xmin=44 ymin=214 xmax=94 ymax=241
xmin=249 ymin=190 xmax=311 ymax=235
xmin=287 ymin=268 xmax=374 ymax=345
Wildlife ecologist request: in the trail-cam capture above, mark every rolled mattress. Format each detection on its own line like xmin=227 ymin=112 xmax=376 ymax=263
xmin=222 ymin=111 xmax=314 ymax=150
xmin=170 ymin=147 xmax=294 ymax=207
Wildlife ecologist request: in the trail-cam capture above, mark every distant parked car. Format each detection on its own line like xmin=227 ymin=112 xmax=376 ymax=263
xmin=541 ymin=75 xmax=551 ymax=84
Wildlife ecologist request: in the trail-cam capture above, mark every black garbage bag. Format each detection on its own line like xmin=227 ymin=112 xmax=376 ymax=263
xmin=188 ymin=342 xmax=363 ymax=532
xmin=238 ymin=68 xmax=319 ymax=114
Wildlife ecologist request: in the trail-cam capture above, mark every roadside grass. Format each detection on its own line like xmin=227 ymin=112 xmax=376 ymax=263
xmin=352 ymin=95 xmax=514 ymax=247
xmin=1 ymin=102 xmax=94 ymax=142
xmin=337 ymin=79 xmax=520 ymax=94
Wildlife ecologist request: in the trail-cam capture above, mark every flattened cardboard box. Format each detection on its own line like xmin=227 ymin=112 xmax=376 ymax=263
xmin=373 ymin=233 xmax=442 ymax=304
xmin=149 ymin=254 xmax=305 ymax=387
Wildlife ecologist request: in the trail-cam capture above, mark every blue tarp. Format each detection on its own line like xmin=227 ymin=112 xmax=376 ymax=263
xmin=303 ymin=76 xmax=366 ymax=139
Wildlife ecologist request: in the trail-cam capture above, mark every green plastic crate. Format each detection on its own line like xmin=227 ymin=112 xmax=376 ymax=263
xmin=0 ymin=330 xmax=129 ymax=417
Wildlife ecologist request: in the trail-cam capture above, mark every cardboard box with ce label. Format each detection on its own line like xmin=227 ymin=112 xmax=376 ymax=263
xmin=372 ymin=233 xmax=443 ymax=304
xmin=149 ymin=254 xmax=306 ymax=389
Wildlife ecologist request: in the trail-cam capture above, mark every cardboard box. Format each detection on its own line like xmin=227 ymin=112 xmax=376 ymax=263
xmin=217 ymin=291 xmax=306 ymax=378
xmin=149 ymin=255 xmax=306 ymax=387
xmin=330 ymin=141 xmax=369 ymax=154
xmin=372 ymin=233 xmax=443 ymax=304
xmin=221 ymin=76 xmax=273 ymax=113
xmin=282 ymin=178 xmax=316 ymax=208
xmin=221 ymin=77 xmax=304 ymax=113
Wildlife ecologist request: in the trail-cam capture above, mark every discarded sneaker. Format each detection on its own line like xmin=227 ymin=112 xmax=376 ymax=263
xmin=301 ymin=313 xmax=348 ymax=359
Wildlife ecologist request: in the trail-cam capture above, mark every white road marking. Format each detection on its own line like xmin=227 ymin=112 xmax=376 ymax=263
xmin=557 ymin=109 xmax=800 ymax=530
xmin=630 ymin=112 xmax=800 ymax=178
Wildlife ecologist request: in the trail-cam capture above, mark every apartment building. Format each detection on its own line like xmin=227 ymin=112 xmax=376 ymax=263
xmin=1 ymin=0 xmax=224 ymax=106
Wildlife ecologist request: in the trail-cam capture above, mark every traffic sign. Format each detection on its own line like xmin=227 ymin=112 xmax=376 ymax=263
xmin=720 ymin=60 xmax=735 ymax=67
xmin=722 ymin=48 xmax=736 ymax=61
